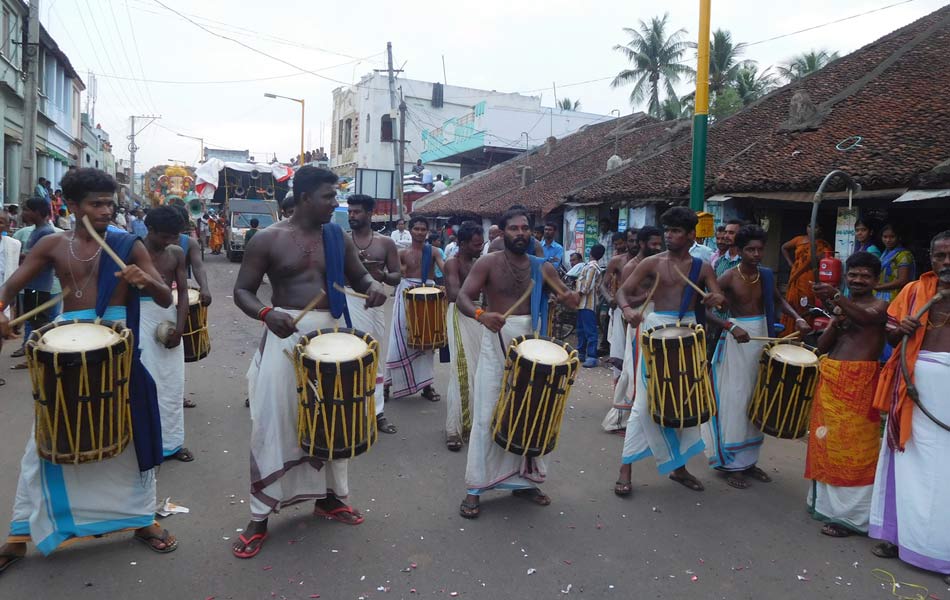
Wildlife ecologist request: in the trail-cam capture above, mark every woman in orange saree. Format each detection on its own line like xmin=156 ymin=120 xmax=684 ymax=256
xmin=780 ymin=225 xmax=832 ymax=331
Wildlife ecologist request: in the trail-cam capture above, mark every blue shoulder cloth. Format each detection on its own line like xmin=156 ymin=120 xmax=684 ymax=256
xmin=322 ymin=222 xmax=352 ymax=327
xmin=99 ymin=231 xmax=164 ymax=472
xmin=421 ymin=243 xmax=433 ymax=283
xmin=759 ymin=266 xmax=776 ymax=338
xmin=677 ymin=257 xmax=706 ymax=325
xmin=528 ymin=255 xmax=549 ymax=337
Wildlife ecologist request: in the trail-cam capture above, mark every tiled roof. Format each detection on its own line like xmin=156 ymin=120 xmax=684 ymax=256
xmin=412 ymin=112 xmax=672 ymax=218
xmin=570 ymin=6 xmax=950 ymax=203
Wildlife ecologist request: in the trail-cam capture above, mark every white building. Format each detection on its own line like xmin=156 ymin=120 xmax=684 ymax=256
xmin=330 ymin=72 xmax=611 ymax=199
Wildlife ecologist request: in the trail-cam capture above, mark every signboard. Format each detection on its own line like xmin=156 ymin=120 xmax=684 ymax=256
xmin=573 ymin=211 xmax=586 ymax=255
xmin=835 ymin=207 xmax=859 ymax=261
xmin=584 ymin=207 xmax=599 ymax=258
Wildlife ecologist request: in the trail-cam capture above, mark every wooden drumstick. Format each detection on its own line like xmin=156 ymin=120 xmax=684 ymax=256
xmin=502 ymin=280 xmax=535 ymax=319
xmin=81 ymin=215 xmax=144 ymax=290
xmin=332 ymin=282 xmax=368 ymax=300
xmin=291 ymin=290 xmax=327 ymax=326
xmin=672 ymin=264 xmax=722 ymax=309
xmin=638 ymin=277 xmax=660 ymax=315
xmin=780 ymin=330 xmax=802 ymax=340
xmin=8 ymin=289 xmax=71 ymax=327
xmin=749 ymin=335 xmax=797 ymax=342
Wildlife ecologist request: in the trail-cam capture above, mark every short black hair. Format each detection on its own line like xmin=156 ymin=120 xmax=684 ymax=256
xmin=293 ymin=166 xmax=337 ymax=203
xmin=281 ymin=194 xmax=296 ymax=212
xmin=533 ymin=225 xmax=544 ymax=234
xmin=544 ymin=221 xmax=558 ymax=230
xmin=144 ymin=205 xmax=184 ymax=235
xmin=725 ymin=218 xmax=744 ymax=227
xmin=611 ymin=232 xmax=626 ymax=243
xmin=590 ymin=243 xmax=606 ymax=260
xmin=427 ymin=232 xmax=440 ymax=244
xmin=61 ymin=168 xmax=117 ymax=204
xmin=735 ymin=224 xmax=767 ymax=249
xmin=499 ymin=206 xmax=530 ymax=230
xmin=172 ymin=204 xmax=191 ymax=232
xmin=408 ymin=216 xmax=428 ymax=230
xmin=250 ymin=218 xmax=260 ymax=228
xmin=660 ymin=206 xmax=698 ymax=232
xmin=570 ymin=252 xmax=582 ymax=261
xmin=715 ymin=225 xmax=726 ymax=233
xmin=637 ymin=225 xmax=663 ymax=244
xmin=348 ymin=194 xmax=375 ymax=212
xmin=457 ymin=221 xmax=483 ymax=243
xmin=395 ymin=218 xmax=405 ymax=225
xmin=24 ymin=196 xmax=50 ymax=218
xmin=881 ymin=223 xmax=901 ymax=240
xmin=846 ymin=251 xmax=882 ymax=278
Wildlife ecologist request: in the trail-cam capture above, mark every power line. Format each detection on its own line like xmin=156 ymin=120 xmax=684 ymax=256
xmin=746 ymin=0 xmax=919 ymax=46
xmin=121 ymin=0 xmax=160 ymax=112
xmin=99 ymin=0 xmax=158 ymax=114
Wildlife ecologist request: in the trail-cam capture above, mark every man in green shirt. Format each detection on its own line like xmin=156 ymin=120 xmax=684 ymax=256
xmin=243 ymin=218 xmax=260 ymax=246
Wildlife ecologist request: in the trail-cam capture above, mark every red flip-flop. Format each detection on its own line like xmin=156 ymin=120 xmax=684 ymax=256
xmin=232 ymin=532 xmax=268 ymax=559
xmin=314 ymin=505 xmax=364 ymax=525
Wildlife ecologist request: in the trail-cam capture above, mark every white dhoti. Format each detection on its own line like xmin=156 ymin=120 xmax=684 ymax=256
xmin=347 ymin=294 xmax=387 ymax=415
xmin=807 ymin=482 xmax=874 ymax=534
xmin=246 ymin=308 xmax=349 ymax=520
xmin=384 ymin=278 xmax=434 ymax=399
xmin=445 ymin=303 xmax=481 ymax=439
xmin=701 ymin=315 xmax=766 ymax=471
xmin=465 ymin=315 xmax=546 ymax=494
xmin=602 ymin=320 xmax=639 ymax=432
xmin=608 ymin=307 xmax=626 ymax=362
xmin=8 ymin=307 xmax=156 ymax=555
xmin=869 ymin=350 xmax=950 ymax=575
xmin=620 ymin=311 xmax=706 ymax=474
xmin=139 ymin=298 xmax=186 ymax=457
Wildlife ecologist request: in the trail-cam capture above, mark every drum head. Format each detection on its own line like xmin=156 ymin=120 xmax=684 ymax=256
xmin=407 ymin=286 xmax=442 ymax=296
xmin=304 ymin=332 xmax=369 ymax=362
xmin=39 ymin=323 xmax=121 ymax=353
xmin=516 ymin=338 xmax=570 ymax=365
xmin=769 ymin=344 xmax=818 ymax=366
xmin=650 ymin=326 xmax=695 ymax=340
xmin=172 ymin=289 xmax=201 ymax=306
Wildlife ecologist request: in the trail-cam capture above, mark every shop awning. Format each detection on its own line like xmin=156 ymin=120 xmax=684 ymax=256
xmin=892 ymin=189 xmax=950 ymax=203
xmin=707 ymin=188 xmax=907 ymax=203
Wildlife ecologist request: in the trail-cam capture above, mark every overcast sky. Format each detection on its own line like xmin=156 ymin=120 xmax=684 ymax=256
xmin=44 ymin=0 xmax=949 ymax=171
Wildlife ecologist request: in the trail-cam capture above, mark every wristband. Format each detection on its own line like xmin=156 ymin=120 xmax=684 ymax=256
xmin=618 ymin=303 xmax=630 ymax=310
xmin=258 ymin=306 xmax=273 ymax=321
xmin=0 ymin=300 xmax=5 ymax=312
xmin=726 ymin=321 xmax=736 ymax=332
xmin=796 ymin=317 xmax=807 ymax=323
xmin=474 ymin=308 xmax=485 ymax=321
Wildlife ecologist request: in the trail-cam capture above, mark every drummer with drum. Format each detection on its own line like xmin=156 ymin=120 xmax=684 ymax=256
xmin=457 ymin=207 xmax=580 ymax=519
xmin=615 ymin=207 xmax=724 ymax=495
xmin=701 ymin=225 xmax=812 ymax=489
xmin=0 ymin=168 xmax=178 ymax=573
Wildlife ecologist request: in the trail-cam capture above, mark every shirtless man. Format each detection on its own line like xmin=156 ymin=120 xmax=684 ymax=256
xmin=385 ymin=216 xmax=445 ymax=403
xmin=172 ymin=206 xmax=211 ymax=409
xmin=701 ymin=225 xmax=808 ymax=488
xmin=804 ymin=251 xmax=887 ymax=536
xmin=141 ymin=206 xmax=194 ymax=463
xmin=603 ymin=226 xmax=663 ymax=439
xmin=0 ymin=168 xmax=176 ymax=572
xmin=601 ymin=229 xmax=637 ymax=371
xmin=231 ymin=166 xmax=386 ymax=558
xmin=346 ymin=194 xmax=401 ymax=433
xmin=443 ymin=221 xmax=484 ymax=451
xmin=615 ymin=207 xmax=725 ymax=493
xmin=457 ymin=207 xmax=580 ymax=518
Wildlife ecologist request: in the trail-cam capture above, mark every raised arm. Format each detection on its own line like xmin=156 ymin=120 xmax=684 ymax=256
xmin=342 ymin=235 xmax=386 ymax=308
xmin=380 ymin=237 xmax=401 ymax=287
xmin=127 ymin=240 xmax=173 ymax=308
xmin=458 ymin=256 xmax=496 ymax=327
xmin=187 ymin=238 xmax=212 ymax=305
xmin=699 ymin=260 xmax=726 ymax=308
xmin=542 ymin=262 xmax=579 ymax=309
xmin=813 ymin=282 xmax=888 ymax=326
xmin=0 ymin=235 xmax=58 ymax=310
xmin=781 ymin=237 xmax=798 ymax=269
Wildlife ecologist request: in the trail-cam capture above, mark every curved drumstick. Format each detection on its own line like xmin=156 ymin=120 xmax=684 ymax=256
xmin=291 ymin=290 xmax=327 ymax=327
xmin=502 ymin=280 xmax=535 ymax=319
xmin=8 ymin=289 xmax=71 ymax=327
xmin=332 ymin=282 xmax=368 ymax=300
xmin=81 ymin=215 xmax=144 ymax=290
xmin=672 ymin=264 xmax=722 ymax=309
xmin=899 ymin=291 xmax=950 ymax=432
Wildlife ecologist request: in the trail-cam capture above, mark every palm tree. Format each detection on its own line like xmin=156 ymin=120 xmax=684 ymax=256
xmin=776 ymin=49 xmax=840 ymax=82
xmin=659 ymin=95 xmax=689 ymax=121
xmin=559 ymin=97 xmax=581 ymax=111
xmin=611 ymin=14 xmax=694 ymax=118
xmin=734 ymin=65 xmax=778 ymax=105
xmin=706 ymin=29 xmax=751 ymax=95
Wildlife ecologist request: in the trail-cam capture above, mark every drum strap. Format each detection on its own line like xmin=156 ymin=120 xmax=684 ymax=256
xmin=100 ymin=231 xmax=164 ymax=472
xmin=759 ymin=267 xmax=777 ymax=337
xmin=421 ymin=243 xmax=433 ymax=284
xmin=529 ymin=256 xmax=549 ymax=336
xmin=678 ymin=257 xmax=706 ymax=326
xmin=322 ymin=222 xmax=353 ymax=327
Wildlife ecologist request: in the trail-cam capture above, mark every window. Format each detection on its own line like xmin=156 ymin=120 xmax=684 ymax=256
xmin=2 ymin=9 xmax=10 ymax=57
xmin=380 ymin=115 xmax=393 ymax=142
xmin=86 ymin=153 xmax=90 ymax=163
xmin=337 ymin=119 xmax=344 ymax=152
xmin=344 ymin=118 xmax=352 ymax=148
xmin=431 ymin=83 xmax=444 ymax=108
xmin=365 ymin=114 xmax=370 ymax=141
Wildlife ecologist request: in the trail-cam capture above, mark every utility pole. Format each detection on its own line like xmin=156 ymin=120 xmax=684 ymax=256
xmin=19 ymin=0 xmax=40 ymax=203
xmin=385 ymin=41 xmax=404 ymax=220
xmin=398 ymin=91 xmax=407 ymax=221
xmin=128 ymin=114 xmax=160 ymax=196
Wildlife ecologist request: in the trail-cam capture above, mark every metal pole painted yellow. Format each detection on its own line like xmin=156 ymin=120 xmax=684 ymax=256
xmin=689 ymin=0 xmax=712 ymax=211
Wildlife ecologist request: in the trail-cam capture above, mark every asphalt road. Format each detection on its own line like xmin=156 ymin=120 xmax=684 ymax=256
xmin=0 ymin=254 xmax=945 ymax=600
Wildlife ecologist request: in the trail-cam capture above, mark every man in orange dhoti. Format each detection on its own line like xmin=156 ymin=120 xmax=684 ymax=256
xmin=805 ymin=251 xmax=888 ymax=536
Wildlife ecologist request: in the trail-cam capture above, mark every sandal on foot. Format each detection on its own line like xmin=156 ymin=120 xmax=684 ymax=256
xmin=871 ymin=542 xmax=899 ymax=559
xmin=459 ymin=500 xmax=480 ymax=519
xmin=376 ymin=415 xmax=397 ymax=434
xmin=183 ymin=397 xmax=197 ymax=408
xmin=821 ymin=523 xmax=852 ymax=538
xmin=134 ymin=528 xmax=178 ymax=554
xmin=614 ymin=480 xmax=633 ymax=497
xmin=314 ymin=505 xmax=364 ymax=525
xmin=744 ymin=465 xmax=772 ymax=482
xmin=725 ymin=473 xmax=750 ymax=489
xmin=9 ymin=347 xmax=25 ymax=358
xmin=171 ymin=448 xmax=195 ymax=462
xmin=512 ymin=488 xmax=551 ymax=506
xmin=669 ymin=472 xmax=704 ymax=491
xmin=421 ymin=386 xmax=441 ymax=402
xmin=232 ymin=532 xmax=267 ymax=559
xmin=0 ymin=553 xmax=24 ymax=575
xmin=446 ymin=435 xmax=463 ymax=452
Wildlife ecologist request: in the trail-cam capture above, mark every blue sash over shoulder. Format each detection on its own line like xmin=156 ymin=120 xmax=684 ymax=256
xmin=529 ymin=255 xmax=549 ymax=336
xmin=323 ymin=222 xmax=352 ymax=327
xmin=99 ymin=230 xmax=164 ymax=472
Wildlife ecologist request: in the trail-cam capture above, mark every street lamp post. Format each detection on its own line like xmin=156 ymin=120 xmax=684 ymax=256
xmin=264 ymin=93 xmax=305 ymax=166
xmin=176 ymin=133 xmax=204 ymax=163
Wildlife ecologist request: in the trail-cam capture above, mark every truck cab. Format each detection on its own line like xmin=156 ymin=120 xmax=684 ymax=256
xmin=223 ymin=198 xmax=279 ymax=262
